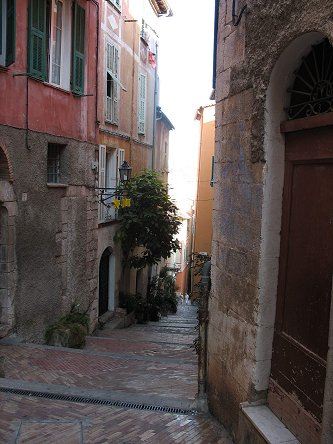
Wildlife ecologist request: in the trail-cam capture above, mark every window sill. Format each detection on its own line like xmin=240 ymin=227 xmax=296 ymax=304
xmin=27 ymin=75 xmax=81 ymax=97
xmin=43 ymin=81 xmax=71 ymax=95
xmin=105 ymin=118 xmax=119 ymax=126
xmin=98 ymin=219 xmax=118 ymax=227
xmin=47 ymin=183 xmax=68 ymax=188
xmin=0 ymin=65 xmax=9 ymax=73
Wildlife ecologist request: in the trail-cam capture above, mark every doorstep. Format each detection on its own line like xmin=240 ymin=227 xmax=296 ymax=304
xmin=238 ymin=403 xmax=300 ymax=444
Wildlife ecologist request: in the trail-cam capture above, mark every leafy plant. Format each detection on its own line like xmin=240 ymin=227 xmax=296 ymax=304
xmin=147 ymin=268 xmax=178 ymax=317
xmin=119 ymin=293 xmax=139 ymax=314
xmin=45 ymin=304 xmax=89 ymax=348
xmin=115 ymin=171 xmax=181 ymax=269
xmin=190 ymin=253 xmax=211 ymax=354
xmin=190 ymin=252 xmax=211 ymax=303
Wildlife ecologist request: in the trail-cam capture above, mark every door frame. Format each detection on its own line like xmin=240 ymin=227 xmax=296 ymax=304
xmin=98 ymin=246 xmax=115 ymax=316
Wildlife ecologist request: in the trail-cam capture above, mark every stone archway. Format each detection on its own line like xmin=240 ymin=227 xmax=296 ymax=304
xmin=0 ymin=145 xmax=16 ymax=337
xmin=98 ymin=247 xmax=115 ymax=317
xmin=254 ymin=32 xmax=333 ymax=442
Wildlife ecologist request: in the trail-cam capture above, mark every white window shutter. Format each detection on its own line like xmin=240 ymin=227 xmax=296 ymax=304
xmin=138 ymin=74 xmax=146 ymax=134
xmin=99 ymin=145 xmax=106 ymax=188
xmin=99 ymin=144 xmax=106 ymax=221
xmin=117 ymin=149 xmax=125 ymax=182
xmin=106 ymin=42 xmax=119 ymax=124
xmin=114 ymin=48 xmax=119 ymax=124
xmin=105 ymin=149 xmax=117 ymax=220
xmin=109 ymin=149 xmax=118 ymax=189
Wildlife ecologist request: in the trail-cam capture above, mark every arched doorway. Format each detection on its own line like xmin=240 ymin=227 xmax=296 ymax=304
xmin=98 ymin=247 xmax=115 ymax=317
xmin=259 ymin=34 xmax=333 ymax=442
xmin=0 ymin=145 xmax=16 ymax=337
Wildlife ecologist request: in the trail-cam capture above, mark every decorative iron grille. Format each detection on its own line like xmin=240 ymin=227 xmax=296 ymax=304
xmin=287 ymin=39 xmax=333 ymax=120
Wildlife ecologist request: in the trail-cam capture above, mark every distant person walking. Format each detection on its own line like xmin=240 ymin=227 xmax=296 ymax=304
xmin=180 ymin=294 xmax=184 ymax=305
xmin=185 ymin=293 xmax=190 ymax=305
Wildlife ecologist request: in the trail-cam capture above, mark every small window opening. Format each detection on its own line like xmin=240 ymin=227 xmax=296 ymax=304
xmin=47 ymin=143 xmax=64 ymax=183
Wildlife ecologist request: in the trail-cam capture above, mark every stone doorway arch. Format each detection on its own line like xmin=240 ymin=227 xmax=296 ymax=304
xmin=255 ymin=32 xmax=333 ymax=442
xmin=98 ymin=247 xmax=115 ymax=317
xmin=0 ymin=145 xmax=16 ymax=337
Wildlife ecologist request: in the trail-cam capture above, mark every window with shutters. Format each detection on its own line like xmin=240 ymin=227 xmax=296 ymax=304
xmin=99 ymin=145 xmax=125 ymax=222
xmin=27 ymin=0 xmax=85 ymax=93
xmin=0 ymin=0 xmax=15 ymax=66
xmin=138 ymin=73 xmax=146 ymax=135
xmin=105 ymin=41 xmax=119 ymax=124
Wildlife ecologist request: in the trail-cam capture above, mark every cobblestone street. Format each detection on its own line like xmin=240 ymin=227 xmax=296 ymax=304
xmin=0 ymin=304 xmax=233 ymax=443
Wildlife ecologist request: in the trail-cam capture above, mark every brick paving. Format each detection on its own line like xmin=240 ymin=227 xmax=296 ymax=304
xmin=0 ymin=304 xmax=233 ymax=443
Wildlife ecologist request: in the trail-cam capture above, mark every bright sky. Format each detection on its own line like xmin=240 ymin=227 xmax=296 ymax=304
xmin=157 ymin=0 xmax=215 ymax=213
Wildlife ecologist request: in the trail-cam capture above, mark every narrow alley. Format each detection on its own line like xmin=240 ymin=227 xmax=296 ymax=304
xmin=0 ymin=304 xmax=232 ymax=443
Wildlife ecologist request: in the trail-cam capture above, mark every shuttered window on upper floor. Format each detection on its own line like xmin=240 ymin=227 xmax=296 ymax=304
xmin=27 ymin=0 xmax=85 ymax=93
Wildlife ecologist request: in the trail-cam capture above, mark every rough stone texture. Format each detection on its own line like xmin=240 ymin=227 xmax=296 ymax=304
xmin=209 ymin=0 xmax=333 ymax=441
xmin=0 ymin=126 xmax=98 ymax=342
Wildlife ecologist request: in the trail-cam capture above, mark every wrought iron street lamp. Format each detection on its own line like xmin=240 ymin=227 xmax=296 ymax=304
xmin=118 ymin=161 xmax=132 ymax=183
xmin=98 ymin=161 xmax=132 ymax=213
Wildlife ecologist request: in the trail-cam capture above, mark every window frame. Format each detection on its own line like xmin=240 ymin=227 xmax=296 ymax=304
xmin=108 ymin=0 xmax=121 ymax=12
xmin=47 ymin=143 xmax=65 ymax=184
xmin=49 ymin=0 xmax=71 ymax=89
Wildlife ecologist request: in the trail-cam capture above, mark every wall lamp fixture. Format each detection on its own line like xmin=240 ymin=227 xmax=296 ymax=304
xmin=98 ymin=161 xmax=132 ymax=208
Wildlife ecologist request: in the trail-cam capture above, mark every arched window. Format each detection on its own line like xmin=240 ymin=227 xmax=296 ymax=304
xmin=0 ymin=147 xmax=10 ymax=181
xmin=287 ymin=38 xmax=333 ymax=120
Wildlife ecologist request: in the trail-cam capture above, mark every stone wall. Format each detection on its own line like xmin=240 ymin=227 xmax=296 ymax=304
xmin=0 ymin=125 xmax=98 ymax=342
xmin=208 ymin=0 xmax=333 ymax=439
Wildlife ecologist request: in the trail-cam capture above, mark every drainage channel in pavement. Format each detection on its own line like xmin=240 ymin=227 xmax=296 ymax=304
xmin=0 ymin=386 xmax=197 ymax=416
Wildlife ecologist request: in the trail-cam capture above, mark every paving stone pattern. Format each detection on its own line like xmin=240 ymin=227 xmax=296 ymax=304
xmin=0 ymin=304 xmax=233 ymax=443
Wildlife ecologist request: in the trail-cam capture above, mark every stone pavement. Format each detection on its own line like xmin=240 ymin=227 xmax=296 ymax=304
xmin=0 ymin=304 xmax=233 ymax=443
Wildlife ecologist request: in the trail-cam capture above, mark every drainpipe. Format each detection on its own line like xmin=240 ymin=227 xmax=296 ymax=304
xmin=197 ymin=260 xmax=211 ymax=410
xmin=88 ymin=0 xmax=100 ymax=140
xmin=151 ymin=41 xmax=158 ymax=171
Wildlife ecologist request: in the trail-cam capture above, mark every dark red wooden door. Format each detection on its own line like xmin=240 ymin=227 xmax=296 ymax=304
xmin=269 ymin=126 xmax=333 ymax=440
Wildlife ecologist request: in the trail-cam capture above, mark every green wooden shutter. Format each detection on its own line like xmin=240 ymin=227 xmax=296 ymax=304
xmin=28 ymin=0 xmax=46 ymax=79
xmin=6 ymin=0 xmax=15 ymax=66
xmin=72 ymin=3 xmax=85 ymax=94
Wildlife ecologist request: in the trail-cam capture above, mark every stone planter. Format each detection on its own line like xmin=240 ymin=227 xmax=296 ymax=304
xmin=46 ymin=323 xmax=88 ymax=348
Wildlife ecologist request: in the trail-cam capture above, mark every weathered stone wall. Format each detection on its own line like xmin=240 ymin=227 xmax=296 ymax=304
xmin=209 ymin=0 xmax=333 ymax=438
xmin=0 ymin=125 xmax=98 ymax=342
